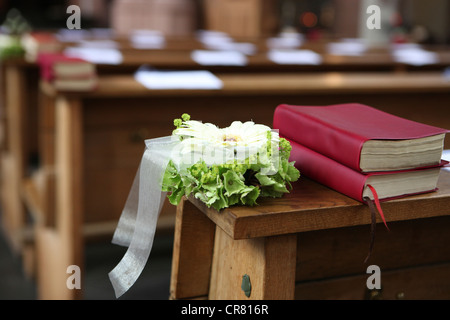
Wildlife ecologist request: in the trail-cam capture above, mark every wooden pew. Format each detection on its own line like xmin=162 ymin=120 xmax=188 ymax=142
xmin=54 ymin=36 xmax=450 ymax=73
xmin=33 ymin=71 xmax=450 ymax=299
xmin=170 ymin=169 xmax=450 ymax=300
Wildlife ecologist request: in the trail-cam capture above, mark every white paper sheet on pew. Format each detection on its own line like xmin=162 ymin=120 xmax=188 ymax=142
xmin=130 ymin=30 xmax=166 ymax=49
xmin=203 ymin=42 xmax=256 ymax=55
xmin=56 ymin=29 xmax=90 ymax=42
xmin=197 ymin=30 xmax=232 ymax=46
xmin=327 ymin=39 xmax=367 ymax=56
xmin=64 ymin=47 xmax=123 ymax=65
xmin=268 ymin=49 xmax=322 ymax=65
xmin=196 ymin=30 xmax=255 ymax=55
xmin=78 ymin=39 xmax=120 ymax=49
xmin=266 ymin=33 xmax=304 ymax=49
xmin=392 ymin=46 xmax=439 ymax=66
xmin=56 ymin=28 xmax=115 ymax=43
xmin=191 ymin=50 xmax=248 ymax=66
xmin=135 ymin=70 xmax=223 ymax=90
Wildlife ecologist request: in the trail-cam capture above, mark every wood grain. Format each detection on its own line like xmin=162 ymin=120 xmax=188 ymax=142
xmin=208 ymin=228 xmax=297 ymax=300
xmin=295 ymin=215 xmax=450 ymax=282
xmin=51 ymin=97 xmax=84 ymax=300
xmin=295 ymin=262 xmax=450 ymax=300
xmin=189 ymin=169 xmax=450 ymax=240
xmin=2 ymin=65 xmax=27 ymax=252
xmin=170 ymin=199 xmax=216 ymax=300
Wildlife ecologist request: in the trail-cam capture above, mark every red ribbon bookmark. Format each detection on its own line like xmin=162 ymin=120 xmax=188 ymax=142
xmin=363 ymin=185 xmax=390 ymax=263
xmin=366 ymin=184 xmax=389 ymax=231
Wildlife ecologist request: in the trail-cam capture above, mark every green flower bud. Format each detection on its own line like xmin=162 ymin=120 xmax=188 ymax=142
xmin=173 ymin=118 xmax=182 ymax=128
xmin=181 ymin=113 xmax=191 ymax=122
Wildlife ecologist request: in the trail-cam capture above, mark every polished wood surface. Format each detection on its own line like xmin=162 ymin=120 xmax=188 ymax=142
xmin=40 ymin=71 xmax=450 ymax=97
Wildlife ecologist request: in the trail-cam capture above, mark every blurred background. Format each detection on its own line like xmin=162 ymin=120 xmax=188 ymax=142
xmin=0 ymin=0 xmax=449 ymax=301
xmin=0 ymin=0 xmax=448 ymax=44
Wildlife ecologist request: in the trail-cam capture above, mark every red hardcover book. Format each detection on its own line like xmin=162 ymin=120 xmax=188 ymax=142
xmin=287 ymin=138 xmax=446 ymax=203
xmin=37 ymin=52 xmax=96 ymax=81
xmin=274 ymin=103 xmax=449 ymax=173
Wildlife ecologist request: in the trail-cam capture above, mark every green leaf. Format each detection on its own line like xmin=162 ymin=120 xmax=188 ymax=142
xmin=223 ymin=170 xmax=246 ymax=196
xmin=255 ymin=172 xmax=276 ymax=187
xmin=181 ymin=176 xmax=197 ymax=196
xmin=167 ymin=187 xmax=185 ymax=205
xmin=260 ymin=189 xmax=284 ymax=198
xmin=227 ymin=194 xmax=240 ymax=206
xmin=286 ymin=162 xmax=301 ymax=182
xmin=211 ymin=189 xmax=228 ymax=211
xmin=161 ymin=161 xmax=181 ymax=191
xmin=194 ymin=191 xmax=208 ymax=203
xmin=241 ymin=186 xmax=260 ymax=206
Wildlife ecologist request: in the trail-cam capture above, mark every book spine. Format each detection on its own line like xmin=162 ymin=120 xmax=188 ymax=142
xmin=287 ymin=138 xmax=367 ymax=202
xmin=274 ymin=104 xmax=366 ymax=171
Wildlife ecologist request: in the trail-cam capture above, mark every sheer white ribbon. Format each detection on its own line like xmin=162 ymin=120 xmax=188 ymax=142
xmin=108 ymin=136 xmax=176 ymax=298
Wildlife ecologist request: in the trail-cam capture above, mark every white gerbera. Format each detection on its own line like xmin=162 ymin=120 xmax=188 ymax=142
xmin=172 ymin=119 xmax=279 ymax=167
xmin=173 ymin=120 xmax=222 ymax=142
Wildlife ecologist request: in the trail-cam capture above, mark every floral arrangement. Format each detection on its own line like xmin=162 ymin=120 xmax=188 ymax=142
xmin=0 ymin=33 xmax=24 ymax=60
xmin=161 ymin=114 xmax=300 ymax=211
xmin=0 ymin=9 xmax=29 ymax=60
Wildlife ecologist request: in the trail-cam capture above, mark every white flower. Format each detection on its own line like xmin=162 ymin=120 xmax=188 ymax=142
xmin=172 ymin=120 xmax=279 ymax=166
xmin=173 ymin=120 xmax=222 ymax=142
xmin=0 ymin=34 xmax=17 ymax=48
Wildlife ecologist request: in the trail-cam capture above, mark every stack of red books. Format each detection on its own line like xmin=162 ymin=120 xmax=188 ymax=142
xmin=37 ymin=52 xmax=98 ymax=91
xmin=273 ymin=103 xmax=449 ymax=204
